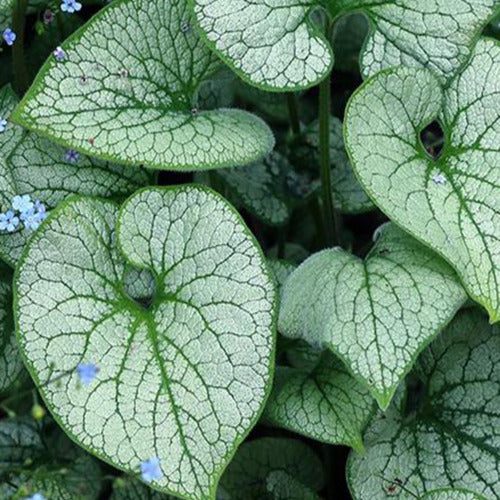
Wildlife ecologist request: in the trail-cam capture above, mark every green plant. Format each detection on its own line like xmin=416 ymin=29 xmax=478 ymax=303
xmin=1 ymin=0 xmax=500 ymax=499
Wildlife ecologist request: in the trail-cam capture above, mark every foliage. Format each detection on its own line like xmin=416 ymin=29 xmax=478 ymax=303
xmin=1 ymin=0 xmax=500 ymax=499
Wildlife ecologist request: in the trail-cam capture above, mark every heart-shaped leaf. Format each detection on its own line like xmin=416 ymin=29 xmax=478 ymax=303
xmin=219 ymin=437 xmax=324 ymax=500
xmin=12 ymin=0 xmax=274 ymax=171
xmin=348 ymin=309 xmax=500 ymax=499
xmin=345 ymin=38 xmax=500 ymax=321
xmin=0 ymin=86 xmax=155 ymax=267
xmin=278 ymin=223 xmax=466 ymax=408
xmin=190 ymin=0 xmax=498 ymax=90
xmin=263 ymin=351 xmax=374 ymax=452
xmin=15 ymin=186 xmax=276 ymax=499
xmin=420 ymin=490 xmax=488 ymax=500
xmin=0 ymin=261 xmax=23 ymax=392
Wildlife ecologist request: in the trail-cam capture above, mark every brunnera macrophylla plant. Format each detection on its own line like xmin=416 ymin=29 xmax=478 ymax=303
xmin=0 ymin=0 xmax=499 ymax=498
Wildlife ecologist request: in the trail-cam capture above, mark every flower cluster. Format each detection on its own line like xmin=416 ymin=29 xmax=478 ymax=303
xmin=0 ymin=195 xmax=48 ymax=233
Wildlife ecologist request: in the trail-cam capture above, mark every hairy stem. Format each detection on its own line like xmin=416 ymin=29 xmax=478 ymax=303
xmin=12 ymin=0 xmax=29 ymax=95
xmin=286 ymin=93 xmax=301 ymax=137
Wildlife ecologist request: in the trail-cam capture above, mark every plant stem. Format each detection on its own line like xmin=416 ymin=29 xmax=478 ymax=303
xmin=286 ymin=93 xmax=301 ymax=137
xmin=12 ymin=0 xmax=29 ymax=95
xmin=318 ymin=64 xmax=338 ymax=247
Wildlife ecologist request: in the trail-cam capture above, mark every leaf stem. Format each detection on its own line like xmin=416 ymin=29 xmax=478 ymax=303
xmin=318 ymin=56 xmax=338 ymax=247
xmin=286 ymin=93 xmax=301 ymax=137
xmin=12 ymin=0 xmax=29 ymax=95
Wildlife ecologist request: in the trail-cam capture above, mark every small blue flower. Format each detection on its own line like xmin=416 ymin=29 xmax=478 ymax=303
xmin=60 ymin=0 xmax=82 ymax=13
xmin=141 ymin=457 xmax=162 ymax=482
xmin=35 ymin=199 xmax=48 ymax=219
xmin=2 ymin=28 xmax=16 ymax=46
xmin=53 ymin=46 xmax=66 ymax=61
xmin=76 ymin=363 xmax=98 ymax=385
xmin=0 ymin=211 xmax=20 ymax=232
xmin=65 ymin=149 xmax=79 ymax=163
xmin=21 ymin=209 xmax=42 ymax=230
xmin=12 ymin=194 xmax=34 ymax=214
xmin=0 ymin=118 xmax=7 ymax=133
xmin=25 ymin=493 xmax=47 ymax=500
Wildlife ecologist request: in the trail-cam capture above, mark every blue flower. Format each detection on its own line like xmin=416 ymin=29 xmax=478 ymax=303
xmin=76 ymin=363 xmax=98 ymax=385
xmin=141 ymin=457 xmax=162 ymax=482
xmin=0 ymin=118 xmax=7 ymax=133
xmin=53 ymin=46 xmax=66 ymax=61
xmin=35 ymin=199 xmax=48 ymax=219
xmin=25 ymin=493 xmax=47 ymax=500
xmin=65 ymin=149 xmax=79 ymax=163
xmin=60 ymin=0 xmax=82 ymax=13
xmin=2 ymin=28 xmax=16 ymax=46
xmin=0 ymin=211 xmax=20 ymax=232
xmin=12 ymin=194 xmax=34 ymax=214
xmin=21 ymin=209 xmax=43 ymax=230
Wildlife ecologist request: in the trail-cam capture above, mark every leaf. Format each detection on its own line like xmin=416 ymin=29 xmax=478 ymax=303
xmin=15 ymin=186 xmax=276 ymax=500
xmin=285 ymin=340 xmax=324 ymax=373
xmin=263 ymin=351 xmax=374 ymax=452
xmin=266 ymin=259 xmax=296 ymax=294
xmin=0 ymin=418 xmax=44 ymax=470
xmin=267 ymin=243 xmax=309 ymax=265
xmin=265 ymin=470 xmax=321 ymax=500
xmin=218 ymin=437 xmax=324 ymax=499
xmin=347 ymin=308 xmax=500 ymax=499
xmin=6 ymin=454 xmax=102 ymax=500
xmin=358 ymin=0 xmax=499 ymax=82
xmin=420 ymin=489 xmax=488 ymax=500
xmin=0 ymin=261 xmax=23 ymax=392
xmin=235 ymin=83 xmax=291 ymax=123
xmin=345 ymin=38 xmax=500 ymax=321
xmin=0 ymin=86 xmax=24 ymax=158
xmin=278 ymin=223 xmax=466 ymax=409
xmin=0 ymin=0 xmax=12 ymax=12
xmin=0 ymin=86 xmax=155 ymax=267
xmin=191 ymin=0 xmax=333 ymax=91
xmin=0 ymin=417 xmax=102 ymax=500
xmin=216 ymin=152 xmax=317 ymax=226
xmin=111 ymin=477 xmax=174 ymax=499
xmin=190 ymin=0 xmax=498 ymax=90
xmin=291 ymin=117 xmax=374 ymax=214
xmin=12 ymin=0 xmax=274 ymax=171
